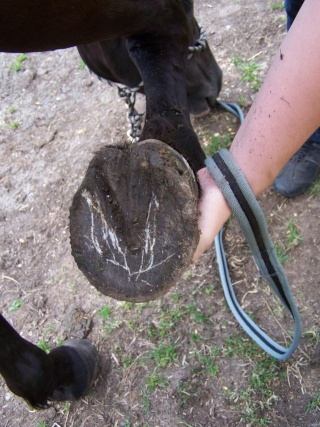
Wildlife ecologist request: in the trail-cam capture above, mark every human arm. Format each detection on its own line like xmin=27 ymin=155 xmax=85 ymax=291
xmin=193 ymin=0 xmax=320 ymax=260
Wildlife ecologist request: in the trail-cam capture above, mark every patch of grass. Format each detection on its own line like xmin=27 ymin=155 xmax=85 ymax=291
xmin=177 ymin=379 xmax=199 ymax=407
xmin=37 ymin=339 xmax=51 ymax=353
xmin=8 ymin=106 xmax=16 ymax=114
xmin=286 ymin=219 xmax=303 ymax=247
xmin=150 ymin=344 xmax=178 ymax=368
xmin=146 ymin=372 xmax=169 ymax=391
xmin=195 ymin=347 xmax=219 ymax=377
xmin=225 ymin=351 xmax=281 ymax=425
xmin=10 ymin=54 xmax=27 ymax=72
xmin=223 ymin=335 xmax=261 ymax=358
xmin=232 ymin=56 xmax=262 ymax=92
xmin=123 ymin=355 xmax=135 ymax=368
xmin=308 ymin=177 xmax=320 ymax=197
xmin=186 ymin=303 xmax=210 ymax=324
xmin=97 ymin=305 xmax=121 ymax=335
xmin=8 ymin=121 xmax=20 ymax=129
xmin=97 ymin=305 xmax=112 ymax=320
xmin=271 ymin=2 xmax=285 ymax=10
xmin=8 ymin=299 xmax=23 ymax=311
xmin=275 ymin=218 xmax=303 ymax=265
xmin=204 ymin=132 xmax=232 ymax=156
xmin=78 ymin=60 xmax=86 ymax=70
xmin=306 ymin=390 xmax=320 ymax=413
xmin=274 ymin=241 xmax=289 ymax=264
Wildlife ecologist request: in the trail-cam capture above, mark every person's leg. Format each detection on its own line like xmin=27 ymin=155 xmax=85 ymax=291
xmin=273 ymin=0 xmax=320 ymax=197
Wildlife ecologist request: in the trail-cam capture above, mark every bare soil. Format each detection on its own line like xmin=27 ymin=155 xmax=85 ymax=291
xmin=1 ymin=1 xmax=320 ymax=426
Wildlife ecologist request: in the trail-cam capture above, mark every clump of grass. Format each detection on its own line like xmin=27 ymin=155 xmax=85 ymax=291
xmin=232 ymin=56 xmax=262 ymax=92
xmin=8 ymin=121 xmax=20 ymax=129
xmin=308 ymin=177 xmax=320 ymax=197
xmin=271 ymin=2 xmax=285 ymax=10
xmin=146 ymin=372 xmax=169 ymax=391
xmin=97 ymin=305 xmax=120 ymax=335
xmin=8 ymin=299 xmax=23 ymax=311
xmin=275 ymin=218 xmax=303 ymax=264
xmin=204 ymin=133 xmax=232 ymax=156
xmin=10 ymin=54 xmax=27 ymax=72
xmin=306 ymin=390 xmax=320 ymax=413
xmin=37 ymin=339 xmax=51 ymax=353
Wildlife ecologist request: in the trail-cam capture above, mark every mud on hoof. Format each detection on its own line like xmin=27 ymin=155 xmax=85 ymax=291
xmin=70 ymin=139 xmax=199 ymax=302
xmin=48 ymin=339 xmax=99 ymax=402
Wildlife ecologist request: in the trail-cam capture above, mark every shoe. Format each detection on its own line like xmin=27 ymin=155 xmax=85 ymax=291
xmin=273 ymin=140 xmax=320 ymax=197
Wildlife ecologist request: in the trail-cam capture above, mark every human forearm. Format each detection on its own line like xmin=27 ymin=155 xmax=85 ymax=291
xmin=230 ymin=0 xmax=320 ymax=195
xmin=194 ymin=0 xmax=320 ymax=260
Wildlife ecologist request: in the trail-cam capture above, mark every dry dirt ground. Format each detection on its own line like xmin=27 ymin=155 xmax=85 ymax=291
xmin=1 ymin=1 xmax=320 ymax=426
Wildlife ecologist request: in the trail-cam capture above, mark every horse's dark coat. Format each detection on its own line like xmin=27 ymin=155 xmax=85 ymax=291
xmin=0 ymin=0 xmax=222 ymax=407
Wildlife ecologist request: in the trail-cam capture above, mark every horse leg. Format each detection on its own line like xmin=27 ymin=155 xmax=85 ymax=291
xmin=0 ymin=314 xmax=98 ymax=407
xmin=127 ymin=8 xmax=206 ymax=172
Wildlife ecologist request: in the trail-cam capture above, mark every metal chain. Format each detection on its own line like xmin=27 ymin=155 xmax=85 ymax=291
xmin=118 ymin=25 xmax=207 ymax=143
xmin=188 ymin=25 xmax=207 ymax=59
xmin=117 ymin=82 xmax=144 ymax=143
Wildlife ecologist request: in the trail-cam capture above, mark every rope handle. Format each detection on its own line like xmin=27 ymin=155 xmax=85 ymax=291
xmin=205 ymin=148 xmax=302 ymax=360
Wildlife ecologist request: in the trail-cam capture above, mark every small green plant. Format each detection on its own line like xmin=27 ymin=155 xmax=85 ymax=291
xmin=10 ymin=54 xmax=27 ymax=72
xmin=151 ymin=344 xmax=178 ymax=368
xmin=271 ymin=2 xmax=285 ymax=10
xmin=123 ymin=355 xmax=135 ymax=368
xmin=274 ymin=241 xmax=289 ymax=264
xmin=223 ymin=335 xmax=261 ymax=358
xmin=97 ymin=305 xmax=112 ymax=320
xmin=8 ymin=106 xmax=16 ymax=114
xmin=78 ymin=60 xmax=86 ymax=70
xmin=37 ymin=422 xmax=47 ymax=427
xmin=306 ymin=390 xmax=320 ymax=413
xmin=9 ymin=121 xmax=20 ymax=129
xmin=186 ymin=303 xmax=209 ymax=324
xmin=146 ymin=372 xmax=169 ymax=391
xmin=8 ymin=299 xmax=23 ymax=311
xmin=232 ymin=56 xmax=262 ymax=92
xmin=196 ymin=348 xmax=219 ymax=377
xmin=37 ymin=339 xmax=51 ymax=353
xmin=204 ymin=133 xmax=232 ymax=156
xmin=286 ymin=219 xmax=303 ymax=247
xmin=308 ymin=177 xmax=320 ymax=197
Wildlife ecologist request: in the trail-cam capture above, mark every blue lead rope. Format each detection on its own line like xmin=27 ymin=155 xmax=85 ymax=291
xmin=206 ymin=102 xmax=302 ymax=360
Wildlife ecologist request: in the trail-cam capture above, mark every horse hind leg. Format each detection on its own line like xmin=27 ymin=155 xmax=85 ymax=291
xmin=0 ymin=314 xmax=98 ymax=407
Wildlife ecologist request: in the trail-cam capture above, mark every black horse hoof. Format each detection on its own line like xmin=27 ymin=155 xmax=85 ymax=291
xmin=48 ymin=339 xmax=99 ymax=402
xmin=70 ymin=139 xmax=199 ymax=302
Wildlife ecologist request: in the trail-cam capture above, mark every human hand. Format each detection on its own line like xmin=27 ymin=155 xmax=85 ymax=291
xmin=192 ymin=167 xmax=231 ymax=261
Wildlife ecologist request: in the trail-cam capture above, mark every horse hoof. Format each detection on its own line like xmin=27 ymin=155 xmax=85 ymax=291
xmin=70 ymin=139 xmax=199 ymax=302
xmin=48 ymin=339 xmax=99 ymax=402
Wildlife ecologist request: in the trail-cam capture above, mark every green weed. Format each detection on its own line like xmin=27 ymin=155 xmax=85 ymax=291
xmin=8 ymin=299 xmax=23 ymax=311
xmin=10 ymin=54 xmax=27 ymax=72
xmin=146 ymin=372 xmax=169 ymax=391
xmin=204 ymin=133 xmax=232 ymax=156
xmin=306 ymin=390 xmax=320 ymax=413
xmin=286 ymin=219 xmax=303 ymax=247
xmin=232 ymin=56 xmax=262 ymax=92
xmin=223 ymin=335 xmax=261 ymax=358
xmin=97 ymin=305 xmax=112 ymax=320
xmin=151 ymin=344 xmax=178 ymax=368
xmin=9 ymin=121 xmax=20 ymax=129
xmin=271 ymin=2 xmax=285 ymax=10
xmin=37 ymin=339 xmax=51 ymax=353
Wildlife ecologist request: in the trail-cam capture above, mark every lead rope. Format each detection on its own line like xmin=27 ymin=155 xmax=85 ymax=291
xmin=206 ymin=101 xmax=302 ymax=360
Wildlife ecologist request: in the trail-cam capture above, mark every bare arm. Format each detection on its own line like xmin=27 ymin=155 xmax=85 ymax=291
xmin=194 ymin=0 xmax=320 ymax=260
